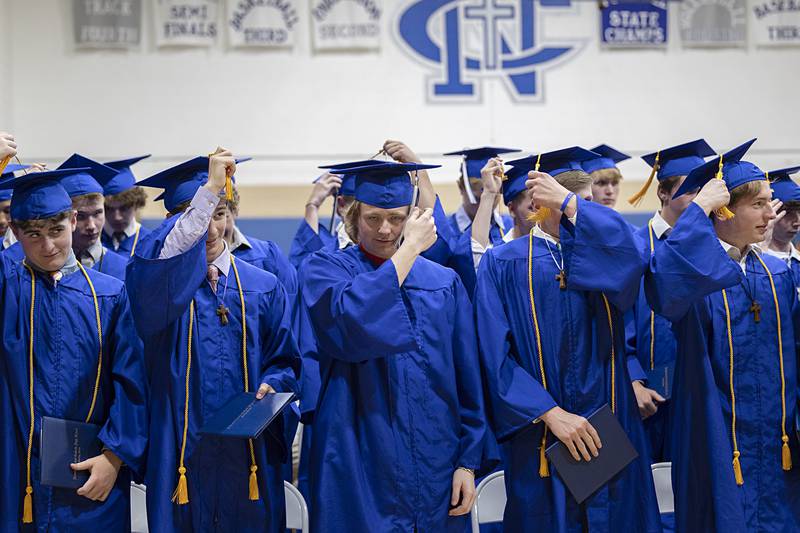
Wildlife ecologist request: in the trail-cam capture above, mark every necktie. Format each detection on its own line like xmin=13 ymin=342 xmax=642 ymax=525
xmin=207 ymin=264 xmax=219 ymax=293
xmin=113 ymin=232 xmax=125 ymax=249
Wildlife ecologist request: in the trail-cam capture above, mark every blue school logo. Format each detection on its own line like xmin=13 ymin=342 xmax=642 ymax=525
xmin=395 ymin=0 xmax=584 ymax=103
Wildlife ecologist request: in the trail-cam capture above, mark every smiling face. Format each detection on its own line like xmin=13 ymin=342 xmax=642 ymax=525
xmin=718 ymin=180 xmax=776 ymax=247
xmin=206 ymin=201 xmax=229 ymax=262
xmin=356 ymin=203 xmax=409 ymax=259
xmin=12 ymin=211 xmax=77 ymax=272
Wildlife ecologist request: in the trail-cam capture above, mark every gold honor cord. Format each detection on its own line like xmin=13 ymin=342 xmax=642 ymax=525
xmin=129 ymin=224 xmax=141 ymax=258
xmin=527 ymin=154 xmax=551 ymax=224
xmin=173 ymin=257 xmax=261 ymax=506
xmin=21 ymin=262 xmax=103 ymax=523
xmin=721 ymin=289 xmax=744 ymax=486
xmin=527 ymin=230 xmax=550 ymax=478
xmin=628 ymin=151 xmax=660 ymax=207
xmin=601 ymin=295 xmax=617 ymax=414
xmin=647 ymin=221 xmax=656 ymax=370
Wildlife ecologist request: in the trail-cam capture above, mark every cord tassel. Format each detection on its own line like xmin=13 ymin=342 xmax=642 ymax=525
xmin=628 ymin=152 xmax=659 ymax=206
xmin=527 ymin=207 xmax=552 ymax=224
xmin=249 ymin=464 xmax=260 ymax=501
xmin=172 ymin=467 xmax=189 ymax=504
xmin=714 ymin=155 xmax=735 ymax=219
xmin=783 ymin=436 xmax=793 ymax=471
xmin=732 ymin=451 xmax=744 ymax=486
xmin=23 ymin=486 xmax=33 ymax=523
xmin=225 ymin=172 xmax=234 ymax=201
xmin=0 ymin=155 xmax=11 ymax=175
xmin=538 ymin=432 xmax=550 ymax=478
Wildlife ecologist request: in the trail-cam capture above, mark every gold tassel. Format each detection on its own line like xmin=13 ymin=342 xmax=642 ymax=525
xmin=527 ymin=207 xmax=552 ymax=224
xmin=172 ymin=466 xmax=189 ymax=505
xmin=783 ymin=436 xmax=792 ymax=471
xmin=714 ymin=155 xmax=735 ymax=220
xmin=628 ymin=152 xmax=660 ymax=206
xmin=249 ymin=465 xmax=260 ymax=501
xmin=538 ymin=432 xmax=550 ymax=478
xmin=22 ymin=486 xmax=33 ymax=523
xmin=732 ymin=451 xmax=744 ymax=486
xmin=0 ymin=155 xmax=11 ymax=176
xmin=225 ymin=173 xmax=233 ymax=201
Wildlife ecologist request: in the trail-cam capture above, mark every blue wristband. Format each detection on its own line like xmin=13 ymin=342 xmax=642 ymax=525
xmin=560 ymin=192 xmax=576 ymax=212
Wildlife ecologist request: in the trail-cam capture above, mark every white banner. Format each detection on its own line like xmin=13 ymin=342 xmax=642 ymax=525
xmin=73 ymin=0 xmax=142 ymax=49
xmin=155 ymin=0 xmax=219 ymax=47
xmin=750 ymin=0 xmax=800 ymax=46
xmin=679 ymin=0 xmax=747 ymax=47
xmin=227 ymin=0 xmax=299 ymax=48
xmin=310 ymin=0 xmax=381 ymax=51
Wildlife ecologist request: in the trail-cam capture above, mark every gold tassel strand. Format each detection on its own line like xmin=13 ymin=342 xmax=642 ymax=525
xmin=628 ymin=151 xmax=659 ymax=207
xmin=714 ymin=155 xmax=735 ymax=220
xmin=528 ymin=231 xmax=550 ymax=477
xmin=527 ymin=154 xmax=552 ymax=224
xmin=172 ymin=300 xmax=195 ymax=505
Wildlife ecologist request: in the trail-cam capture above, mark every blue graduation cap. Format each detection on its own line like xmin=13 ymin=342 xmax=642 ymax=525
xmin=673 ymin=139 xmax=763 ymax=199
xmin=0 ymin=164 xmax=30 ymax=202
xmin=582 ymin=145 xmax=631 ymax=174
xmin=507 ymin=147 xmax=600 ymax=178
xmin=502 ymin=165 xmax=529 ymax=205
xmin=331 ymin=161 xmax=440 ymax=209
xmin=767 ymin=166 xmax=800 ymax=204
xmin=318 ymin=159 xmax=385 ymax=197
xmin=628 ymin=139 xmax=716 ymax=206
xmin=57 ymin=154 xmax=119 ymax=198
xmin=0 ymin=167 xmax=90 ymax=221
xmin=444 ymin=147 xmax=521 ymax=180
xmin=138 ymin=156 xmax=251 ymax=213
xmin=102 ymin=154 xmax=151 ymax=196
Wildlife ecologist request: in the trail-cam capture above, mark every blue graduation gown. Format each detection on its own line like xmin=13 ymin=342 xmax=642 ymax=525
xmin=101 ymin=224 xmax=151 ymax=258
xmin=0 ymin=255 xmax=148 ymax=532
xmin=624 ymin=222 xmax=678 ymax=462
xmin=474 ymin=199 xmax=661 ymax=533
xmin=126 ymin=217 xmax=301 ymax=533
xmin=94 ymin=247 xmax=128 ymax=281
xmin=301 ymin=246 xmax=494 ymax=533
xmin=446 ymin=213 xmax=513 ymax=296
xmin=1 ymin=241 xmax=24 ymax=262
xmin=644 ymin=202 xmax=800 ymax=533
xmin=288 ymin=220 xmax=338 ymax=270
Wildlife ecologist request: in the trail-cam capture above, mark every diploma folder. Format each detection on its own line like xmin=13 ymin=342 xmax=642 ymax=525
xmin=39 ymin=416 xmax=102 ymax=489
xmin=645 ymin=363 xmax=675 ymax=400
xmin=200 ymin=392 xmax=296 ymax=439
xmin=545 ymin=404 xmax=638 ymax=504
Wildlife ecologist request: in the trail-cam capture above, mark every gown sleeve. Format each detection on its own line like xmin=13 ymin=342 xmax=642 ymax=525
xmin=289 ymin=220 xmax=335 ymax=270
xmin=474 ymin=251 xmax=557 ymax=442
xmin=625 ymin=307 xmax=647 ymax=382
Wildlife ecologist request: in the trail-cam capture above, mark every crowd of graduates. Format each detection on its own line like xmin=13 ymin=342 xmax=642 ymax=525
xmin=0 ymin=131 xmax=798 ymax=533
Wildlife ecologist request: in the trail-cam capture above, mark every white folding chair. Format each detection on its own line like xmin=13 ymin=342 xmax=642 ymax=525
xmin=470 ymin=471 xmax=506 ymax=533
xmin=651 ymin=462 xmax=674 ymax=514
xmin=284 ymin=480 xmax=310 ymax=533
xmin=130 ymin=482 xmax=149 ymax=533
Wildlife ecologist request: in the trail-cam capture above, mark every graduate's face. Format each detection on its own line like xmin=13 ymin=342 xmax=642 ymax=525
xmin=773 ymin=207 xmax=800 ymax=244
xmin=224 ymin=206 xmax=236 ymax=242
xmin=14 ymin=212 xmax=77 ymax=272
xmin=508 ymin=189 xmax=535 ymax=234
xmin=660 ymin=176 xmax=697 ymax=217
xmin=104 ymin=200 xmax=135 ymax=233
xmin=72 ymin=196 xmax=104 ymax=253
xmin=206 ymin=203 xmax=228 ymax=256
xmin=458 ymin=178 xmax=484 ymax=218
xmin=0 ymin=199 xmax=10 ymax=237
xmin=357 ymin=204 xmax=408 ymax=258
xmin=592 ymin=177 xmax=619 ymax=208
xmin=726 ymin=182 xmax=776 ymax=245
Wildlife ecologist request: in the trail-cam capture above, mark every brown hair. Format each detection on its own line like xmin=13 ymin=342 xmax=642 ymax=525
xmin=167 ymin=195 xmax=234 ymax=219
xmin=657 ymin=175 xmax=683 ymax=207
xmin=729 ymin=180 xmax=765 ymax=208
xmin=12 ymin=209 xmax=72 ymax=232
xmin=71 ymin=193 xmax=104 ymax=208
xmin=105 ymin=186 xmax=148 ymax=210
xmin=556 ymin=170 xmax=594 ymax=193
xmin=590 ymin=168 xmax=622 ymax=183
xmin=343 ymin=201 xmax=362 ymax=243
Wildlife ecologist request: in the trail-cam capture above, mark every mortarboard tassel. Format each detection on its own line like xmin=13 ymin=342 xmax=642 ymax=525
xmin=173 ymin=301 xmax=195 ymax=505
xmin=527 ymin=154 xmax=552 ymax=223
xmin=23 ymin=486 xmax=33 ymax=523
xmin=628 ymin=151 xmax=659 ymax=207
xmin=714 ymin=156 xmax=735 ymax=220
xmin=249 ymin=464 xmax=260 ymax=501
xmin=783 ymin=436 xmax=792 ymax=471
xmin=539 ymin=431 xmax=550 ymax=478
xmin=225 ymin=172 xmax=233 ymax=202
xmin=732 ymin=451 xmax=744 ymax=486
xmin=173 ymin=467 xmax=189 ymax=505
xmin=0 ymin=155 xmax=11 ymax=176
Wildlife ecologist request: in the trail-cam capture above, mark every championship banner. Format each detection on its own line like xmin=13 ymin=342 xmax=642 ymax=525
xmin=679 ymin=0 xmax=747 ymax=46
xmin=310 ymin=0 xmax=382 ymax=51
xmin=73 ymin=0 xmax=142 ymax=49
xmin=600 ymin=1 xmax=667 ymax=48
xmin=155 ymin=0 xmax=219 ymax=47
xmin=750 ymin=0 xmax=800 ymax=46
xmin=227 ymin=0 xmax=300 ymax=48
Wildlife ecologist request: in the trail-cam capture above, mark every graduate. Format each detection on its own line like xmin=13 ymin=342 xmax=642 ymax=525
xmin=624 ymin=139 xmax=716 ymax=462
xmin=763 ymin=166 xmax=800 ymax=292
xmin=582 ymin=144 xmax=630 ymax=209
xmin=0 ymin=163 xmax=28 ymax=251
xmin=126 ymin=149 xmax=301 ymax=533
xmin=101 ymin=155 xmax=151 ymax=257
xmin=644 ymin=139 xmax=800 ymax=532
xmin=58 ymin=154 xmax=129 ymax=280
xmin=0 ymin=168 xmax=148 ymax=531
xmin=300 ymin=161 xmax=494 ymax=533
xmin=474 ymin=147 xmax=661 ymax=532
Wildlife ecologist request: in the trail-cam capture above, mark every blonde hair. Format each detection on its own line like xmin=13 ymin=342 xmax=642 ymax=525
xmin=729 ymin=180 xmax=766 ymax=208
xmin=590 ymin=168 xmax=622 ymax=183
xmin=343 ymin=201 xmax=363 ymax=243
xmin=557 ymin=170 xmax=594 ymax=193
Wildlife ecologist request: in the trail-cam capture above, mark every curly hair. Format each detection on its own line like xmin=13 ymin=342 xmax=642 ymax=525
xmin=12 ymin=209 xmax=72 ymax=232
xmin=104 ymin=186 xmax=148 ymax=210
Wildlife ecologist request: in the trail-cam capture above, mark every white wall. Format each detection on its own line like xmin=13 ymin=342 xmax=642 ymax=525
xmin=4 ymin=0 xmax=800 ymax=186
